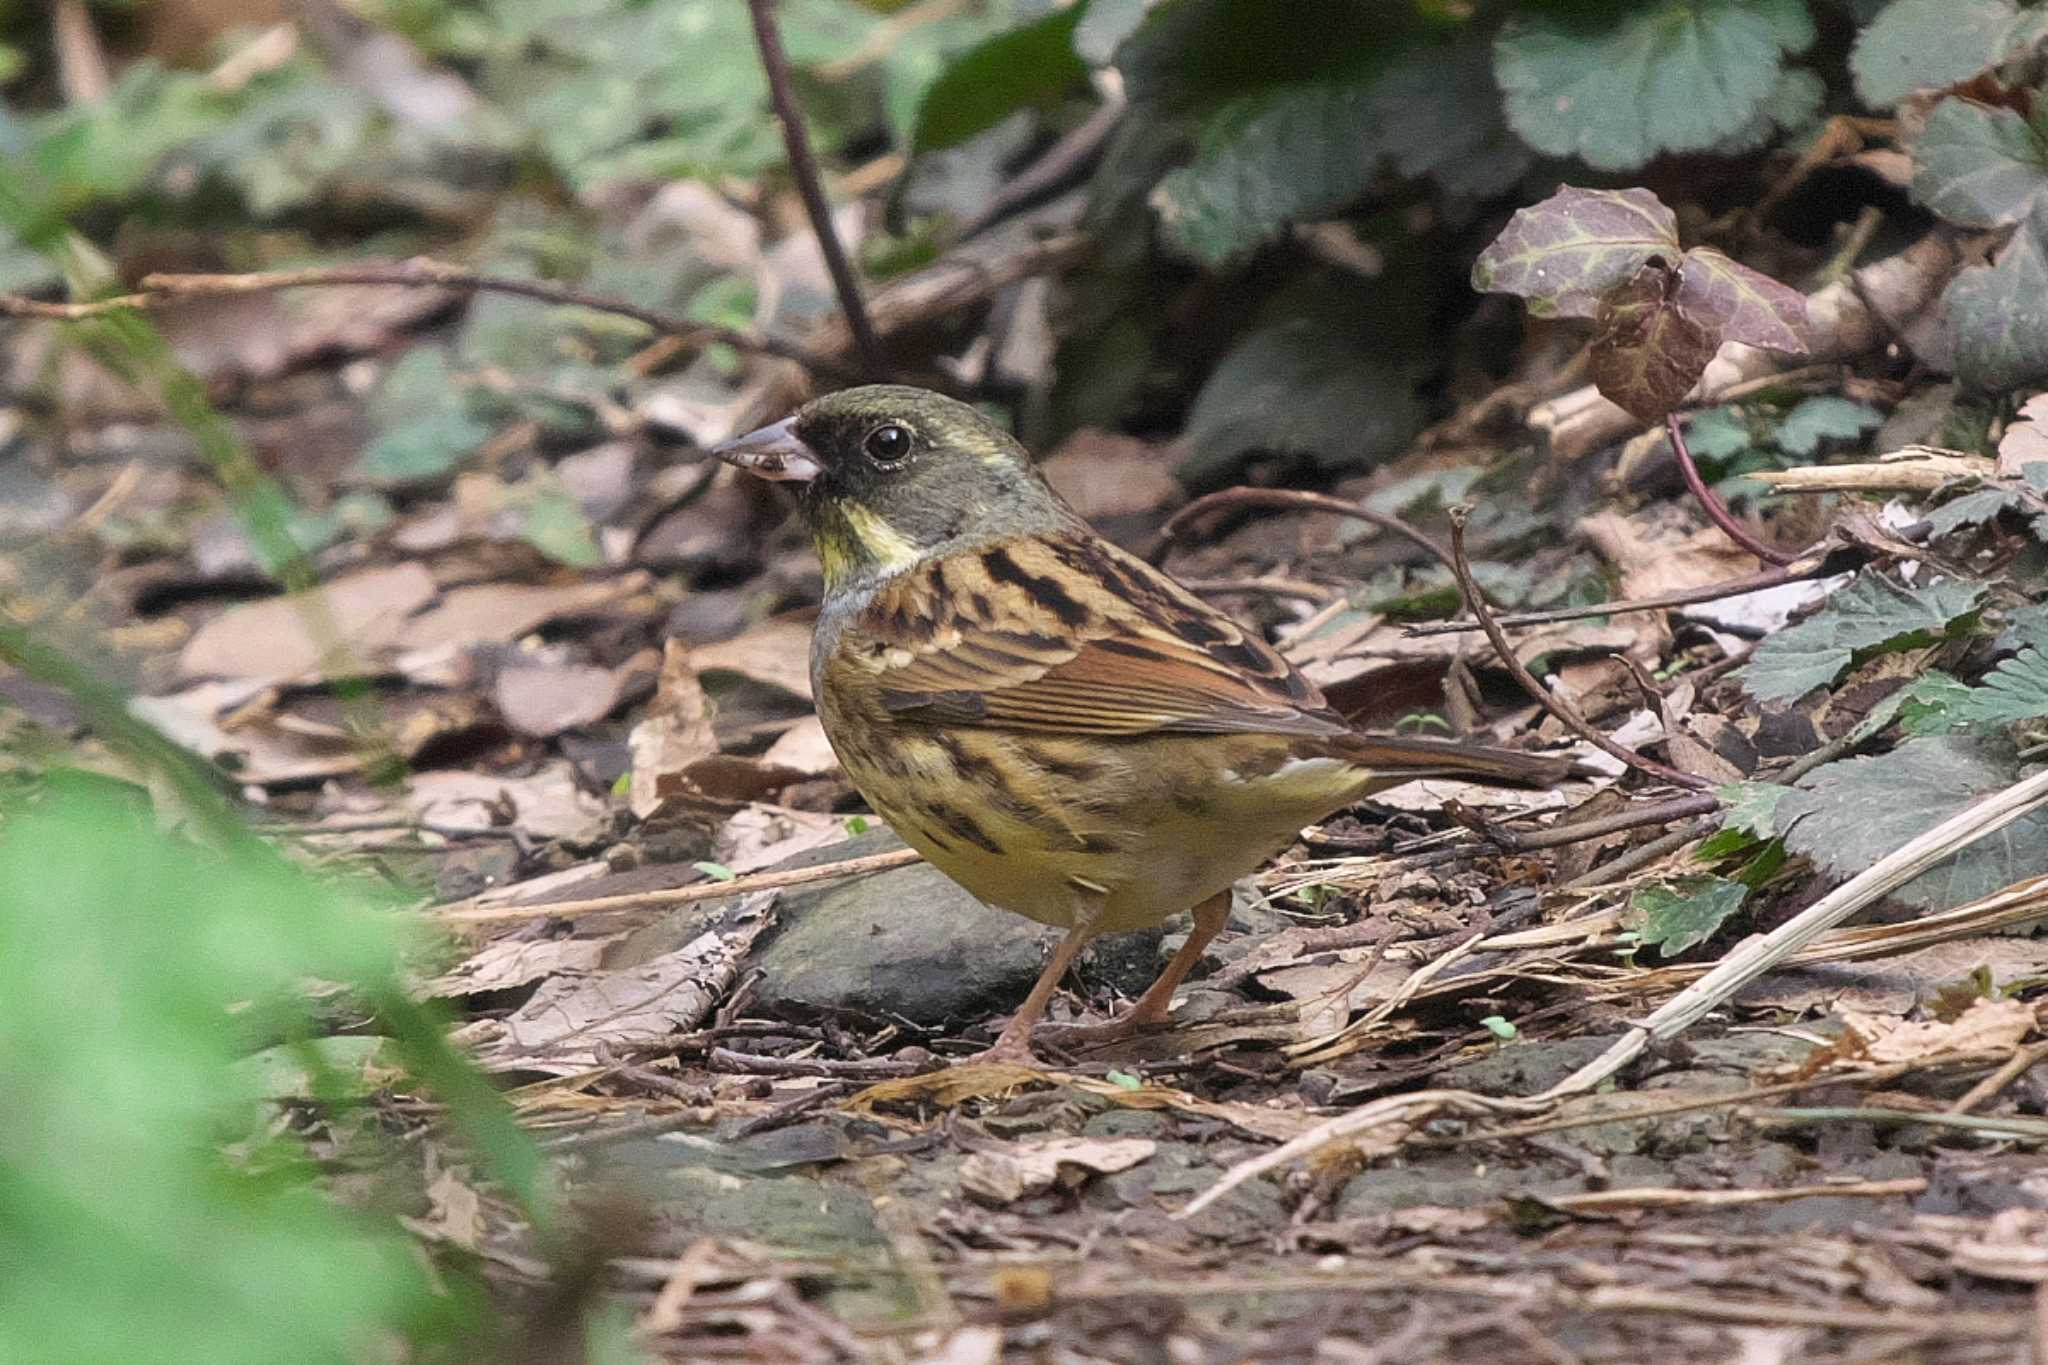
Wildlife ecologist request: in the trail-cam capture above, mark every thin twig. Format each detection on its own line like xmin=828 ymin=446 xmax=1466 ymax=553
xmin=1403 ymin=555 xmax=1843 ymax=636
xmin=1535 ymin=1177 xmax=1924 ymax=1215
xmin=1947 ymin=1039 xmax=2048 ymax=1115
xmin=0 ymin=258 xmax=856 ymax=379
xmin=1446 ymin=505 xmax=1710 ymax=791
xmin=708 ymin=1046 xmax=938 ymax=1080
xmin=1164 ymin=487 xmax=1473 ymax=596
xmin=1487 ymin=794 xmax=1722 ymax=852
xmin=746 ymin=0 xmax=880 ymax=370
xmin=1668 ymin=412 xmax=1799 ymax=566
xmin=434 ymin=846 xmax=921 ymax=925
xmin=1560 ymin=819 xmax=1718 ymax=890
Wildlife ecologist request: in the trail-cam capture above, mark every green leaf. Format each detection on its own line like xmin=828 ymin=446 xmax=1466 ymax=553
xmin=1075 ymin=0 xmax=1149 ymax=66
xmin=1632 ymin=875 xmax=1749 ymax=957
xmin=1778 ymin=737 xmax=2048 ymax=908
xmin=355 ymin=348 xmax=488 ymax=485
xmin=911 ymin=5 xmax=1087 ymax=154
xmin=1954 ymin=649 xmax=2048 ymax=726
xmin=1493 ymin=0 xmax=1813 ymax=172
xmin=1153 ymin=37 xmax=1526 ymax=264
xmin=1999 ymin=600 xmax=2048 ymax=653
xmin=1851 ymin=0 xmax=2019 ymax=109
xmin=1684 ymin=405 xmax=1756 ymax=462
xmin=1912 ymin=96 xmax=2048 ymax=229
xmin=1718 ymin=781 xmax=1796 ymax=838
xmin=516 ymin=487 xmax=603 ymax=568
xmin=1925 ymin=486 xmax=2016 ymax=535
xmin=1479 ymin=1015 xmax=1518 ymax=1040
xmin=1178 ymin=317 xmax=1423 ymax=488
xmin=1945 ymin=197 xmax=2048 ymax=392
xmin=1741 ymin=573 xmax=1986 ymax=703
xmin=694 ymin=860 xmax=737 ymax=882
xmin=1471 ymin=186 xmax=1679 ymax=320
xmin=1774 ymin=396 xmax=1885 ymax=456
xmin=1899 ymin=670 xmax=1982 ymax=734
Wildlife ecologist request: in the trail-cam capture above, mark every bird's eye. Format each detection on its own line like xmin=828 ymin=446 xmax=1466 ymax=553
xmin=863 ymin=423 xmax=912 ymax=463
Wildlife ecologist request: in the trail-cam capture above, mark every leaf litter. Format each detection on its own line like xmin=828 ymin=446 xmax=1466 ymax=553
xmin=13 ymin=11 xmax=2048 ymax=1361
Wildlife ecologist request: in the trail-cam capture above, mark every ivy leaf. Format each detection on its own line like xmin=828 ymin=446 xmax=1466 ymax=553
xmin=1632 ymin=876 xmax=1750 ymax=957
xmin=1588 ymin=256 xmax=1716 ymax=422
xmin=1673 ymin=247 xmax=1812 ymax=355
xmin=1492 ymin=0 xmax=1813 ymax=172
xmin=1471 ymin=186 xmax=1679 ymax=320
xmin=1741 ymin=573 xmax=1987 ymax=703
xmin=1774 ymin=396 xmax=1885 ymax=456
xmin=1778 ymin=737 xmax=2048 ymax=908
xmin=1945 ymin=198 xmax=2048 ymax=392
xmin=911 ymin=5 xmax=1087 ymax=154
xmin=1911 ymin=96 xmax=2048 ymax=229
xmin=1179 ymin=317 xmax=1422 ymax=487
xmin=1851 ymin=0 xmax=2019 ymax=109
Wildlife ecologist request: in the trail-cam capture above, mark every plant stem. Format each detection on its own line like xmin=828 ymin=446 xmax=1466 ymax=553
xmin=1667 ymin=412 xmax=1798 ymax=566
xmin=746 ymin=0 xmax=882 ymax=373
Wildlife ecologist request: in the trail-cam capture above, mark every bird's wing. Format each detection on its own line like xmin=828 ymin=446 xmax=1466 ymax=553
xmin=842 ymin=533 xmax=1352 ymax=739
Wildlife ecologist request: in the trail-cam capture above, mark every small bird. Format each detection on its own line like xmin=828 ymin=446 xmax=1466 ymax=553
xmin=716 ymin=386 xmax=1567 ymax=1063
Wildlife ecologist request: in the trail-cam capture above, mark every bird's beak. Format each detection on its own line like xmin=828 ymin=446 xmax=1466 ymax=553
xmin=713 ymin=416 xmax=823 ymax=483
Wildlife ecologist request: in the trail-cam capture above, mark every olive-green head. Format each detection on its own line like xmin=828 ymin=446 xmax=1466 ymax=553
xmin=715 ymin=385 xmax=1069 ymax=591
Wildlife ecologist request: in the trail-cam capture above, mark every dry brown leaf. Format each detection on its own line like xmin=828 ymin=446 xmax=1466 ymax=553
xmin=959 ymin=1136 xmax=1157 ymax=1205
xmin=1578 ymin=509 xmax=1759 ymax=647
xmin=1997 ymin=392 xmax=2048 ymax=478
xmin=717 ymin=804 xmax=850 ymax=874
xmin=1038 ymin=430 xmax=1183 ymax=523
xmin=494 ymin=659 xmax=623 ymax=738
xmin=691 ymin=614 xmax=815 ymax=701
xmin=396 ymin=574 xmax=645 ymax=657
xmin=759 ymin=714 xmax=838 ymax=776
xmin=629 ymin=640 xmax=721 ymax=818
xmin=426 ymin=933 xmax=623 ymax=998
xmin=483 ymin=895 xmax=773 ymax=1071
xmin=1836 ymin=996 xmax=2037 ymax=1064
xmin=133 ymin=680 xmax=363 ymax=783
xmin=409 ymin=762 xmax=609 ymax=843
xmin=178 ymin=562 xmax=437 ymax=683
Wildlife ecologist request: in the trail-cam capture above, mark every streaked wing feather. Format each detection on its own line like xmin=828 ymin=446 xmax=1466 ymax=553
xmin=852 ymin=533 xmax=1349 ymax=739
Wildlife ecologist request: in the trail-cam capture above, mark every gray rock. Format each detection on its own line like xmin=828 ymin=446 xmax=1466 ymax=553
xmin=750 ymin=832 xmax=1057 ymax=1026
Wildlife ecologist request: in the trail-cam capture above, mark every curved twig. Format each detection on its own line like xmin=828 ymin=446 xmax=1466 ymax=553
xmin=1446 ymin=505 xmax=1711 ymax=792
xmin=1668 ymin=412 xmax=1798 ymax=566
xmin=0 ymin=258 xmax=858 ymax=379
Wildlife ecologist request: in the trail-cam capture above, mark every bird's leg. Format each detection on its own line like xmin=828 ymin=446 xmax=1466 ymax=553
xmin=968 ymin=898 xmax=1104 ymax=1065
xmin=1035 ymin=889 xmax=1230 ymax=1046
xmin=1121 ymin=889 xmax=1230 ymax=1027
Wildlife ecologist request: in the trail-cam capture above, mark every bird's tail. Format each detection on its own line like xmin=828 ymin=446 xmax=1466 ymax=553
xmin=1331 ymin=732 xmax=1575 ymax=788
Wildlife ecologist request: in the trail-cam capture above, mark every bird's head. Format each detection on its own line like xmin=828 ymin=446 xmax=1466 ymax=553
xmin=715 ymin=385 xmax=1070 ymax=592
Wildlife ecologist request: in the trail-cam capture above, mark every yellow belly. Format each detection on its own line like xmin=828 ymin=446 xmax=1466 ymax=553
xmin=837 ymin=730 xmax=1366 ymax=934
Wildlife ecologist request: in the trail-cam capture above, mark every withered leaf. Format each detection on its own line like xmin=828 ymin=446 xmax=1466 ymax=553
xmin=1472 ymin=186 xmax=1680 ymax=319
xmin=1674 ymin=247 xmax=1812 ymax=355
xmin=1588 ymin=258 xmax=1715 ymax=422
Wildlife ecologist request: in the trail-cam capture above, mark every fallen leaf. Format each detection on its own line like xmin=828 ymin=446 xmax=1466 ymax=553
xmin=1038 ymin=430 xmax=1183 ymax=523
xmin=409 ymin=762 xmax=610 ymax=844
xmin=133 ymin=681 xmax=363 ymax=784
xmin=396 ymin=574 xmax=646 ymax=656
xmin=426 ymin=933 xmax=623 ymax=998
xmin=629 ymin=640 xmax=721 ymax=818
xmin=1836 ymin=996 xmax=2036 ymax=1064
xmin=717 ymin=804 xmax=850 ymax=873
xmin=760 ymin=715 xmax=838 ymax=776
xmin=691 ymin=614 xmax=816 ymax=702
xmin=959 ymin=1136 xmax=1156 ymax=1205
xmin=483 ymin=895 xmax=773 ymax=1071
xmin=846 ymin=1062 xmax=1051 ymax=1111
xmin=1996 ymin=392 xmax=2048 ymax=477
xmin=178 ymin=562 xmax=438 ymax=683
xmin=494 ymin=659 xmax=623 ymax=738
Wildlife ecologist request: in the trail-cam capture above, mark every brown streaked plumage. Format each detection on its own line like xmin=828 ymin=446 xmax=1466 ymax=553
xmin=716 ymin=386 xmax=1569 ymax=1062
